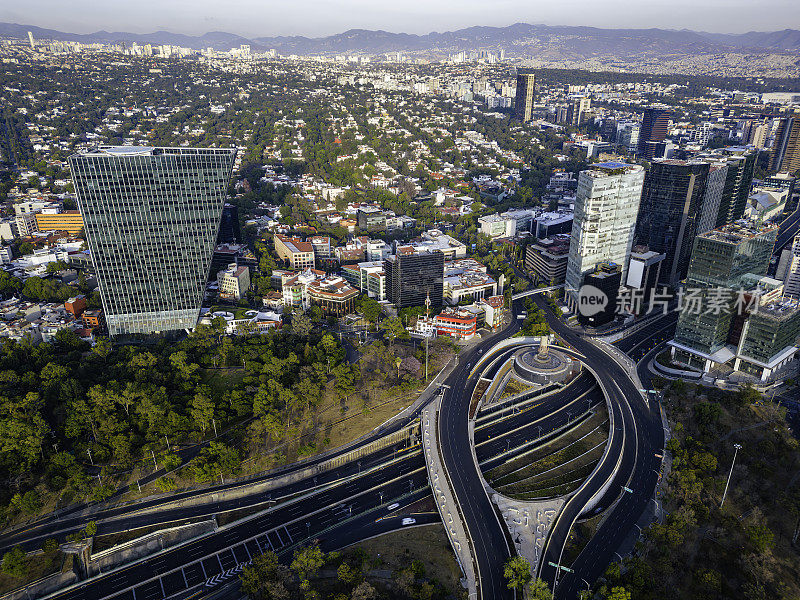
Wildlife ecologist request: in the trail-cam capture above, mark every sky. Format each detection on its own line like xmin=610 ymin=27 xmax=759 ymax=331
xmin=1 ymin=0 xmax=798 ymax=38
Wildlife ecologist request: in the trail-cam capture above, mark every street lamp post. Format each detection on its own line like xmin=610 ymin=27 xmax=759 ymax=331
xmin=720 ymin=443 xmax=743 ymax=508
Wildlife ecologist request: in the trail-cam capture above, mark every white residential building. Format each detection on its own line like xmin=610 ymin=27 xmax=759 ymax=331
xmin=217 ymin=264 xmax=251 ymax=301
xmin=565 ymin=162 xmax=645 ymax=306
xmin=478 ymin=214 xmax=516 ymax=239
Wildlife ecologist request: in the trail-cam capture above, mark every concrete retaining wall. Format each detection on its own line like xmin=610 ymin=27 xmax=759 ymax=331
xmin=0 ymin=571 xmax=77 ymax=600
xmin=87 ymin=520 xmax=216 ymax=577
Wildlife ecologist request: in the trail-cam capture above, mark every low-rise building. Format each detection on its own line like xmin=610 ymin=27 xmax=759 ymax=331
xmin=533 ymin=211 xmax=574 ymax=239
xmin=275 ymin=234 xmax=315 ymax=270
xmin=443 ymin=259 xmax=497 ymax=304
xmin=341 ymin=261 xmax=387 ymax=301
xmin=34 ymin=210 xmax=84 ymax=235
xmin=478 ymin=214 xmax=516 ymax=239
xmin=309 ymin=236 xmax=332 ymax=262
xmin=82 ymin=309 xmax=104 ymax=329
xmin=307 ymin=275 xmax=359 ymax=316
xmin=404 ymin=229 xmax=467 ymax=260
xmin=64 ymin=295 xmax=87 ymax=318
xmin=282 ymin=268 xmax=326 ymax=310
xmin=525 ymin=235 xmax=570 ymax=285
xmin=477 ymin=295 xmax=506 ymax=329
xmin=217 ymin=263 xmax=251 ymax=301
xmin=15 ymin=213 xmax=37 ymax=237
xmin=357 ymin=206 xmax=386 ymax=230
xmin=434 ymin=307 xmax=477 ymax=340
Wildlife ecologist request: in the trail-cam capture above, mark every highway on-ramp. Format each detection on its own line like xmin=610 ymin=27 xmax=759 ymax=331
xmin=534 ymin=297 xmax=665 ymax=599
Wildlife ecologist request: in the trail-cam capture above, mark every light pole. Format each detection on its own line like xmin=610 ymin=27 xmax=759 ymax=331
xmin=720 ymin=443 xmax=742 ymax=508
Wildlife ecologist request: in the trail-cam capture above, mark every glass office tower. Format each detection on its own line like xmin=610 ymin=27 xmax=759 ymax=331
xmin=514 ymin=71 xmax=536 ymax=123
xmin=384 ymin=249 xmax=444 ymax=308
xmin=635 ymin=159 xmax=710 ymax=286
xmin=69 ymin=146 xmax=236 ymax=336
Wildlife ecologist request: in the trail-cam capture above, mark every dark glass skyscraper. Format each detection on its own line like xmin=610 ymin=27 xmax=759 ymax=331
xmin=713 ymin=147 xmax=757 ymax=229
xmin=770 ymin=117 xmax=800 ymax=174
xmin=217 ymin=203 xmax=241 ymax=244
xmin=635 ymin=159 xmax=710 ymax=285
xmin=637 ymin=107 xmax=671 ymax=159
xmin=69 ymin=146 xmax=236 ymax=336
xmin=514 ymin=71 xmax=536 ymax=122
xmin=384 ymin=249 xmax=444 ymax=308
xmin=672 ymin=222 xmax=777 ymax=358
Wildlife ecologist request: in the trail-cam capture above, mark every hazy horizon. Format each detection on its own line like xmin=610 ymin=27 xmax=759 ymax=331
xmin=2 ymin=0 xmax=799 ymax=39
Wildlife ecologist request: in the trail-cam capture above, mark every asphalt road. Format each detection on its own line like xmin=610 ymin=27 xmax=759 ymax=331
xmin=434 ymin=314 xmax=527 ymax=600
xmin=1 ymin=440 xmax=419 ymax=553
xmin=46 ymin=449 xmax=431 ymax=600
xmin=534 ymin=297 xmax=665 ymax=599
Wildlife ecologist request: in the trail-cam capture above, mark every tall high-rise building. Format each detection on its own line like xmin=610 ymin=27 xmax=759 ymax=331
xmin=616 ymin=122 xmax=640 ymax=151
xmin=770 ymin=116 xmax=800 ymax=174
xmin=670 ymin=222 xmax=781 ymax=376
xmin=27 ymin=31 xmax=34 ymax=49
xmin=216 ymin=203 xmax=241 ymax=244
xmin=637 ymin=107 xmax=671 ymax=159
xmin=514 ymin=71 xmax=536 ymax=122
xmin=69 ymin=146 xmax=236 ymax=336
xmin=714 ymin=147 xmax=757 ymax=229
xmin=566 ymin=96 xmax=591 ymax=126
xmin=565 ymin=161 xmax=645 ymax=309
xmin=780 ymin=233 xmax=800 ymax=298
xmin=747 ymin=121 xmax=770 ymax=149
xmin=635 ymin=159 xmax=710 ymax=286
xmin=384 ymin=248 xmax=444 ymax=308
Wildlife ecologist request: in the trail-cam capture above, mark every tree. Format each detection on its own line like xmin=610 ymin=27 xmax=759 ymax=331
xmin=291 ymin=311 xmax=313 ymax=337
xmin=349 ymin=582 xmax=376 ymax=600
xmin=337 ymin=562 xmax=359 ymax=586
xmin=84 ymin=521 xmax=98 ymax=537
xmin=290 ymin=544 xmax=325 ymax=581
xmin=379 ymin=316 xmax=407 ymax=346
xmin=191 ymin=442 xmax=240 ymax=483
xmin=1 ymin=546 xmax=26 ymax=578
xmin=529 ymin=577 xmax=554 ymax=600
xmin=606 ymin=587 xmax=632 ymax=600
xmin=359 ymin=297 xmax=381 ymax=325
xmin=190 ymin=392 xmax=216 ymax=436
xmin=503 ymin=556 xmax=533 ymax=592
xmin=240 ymin=552 xmax=291 ymax=600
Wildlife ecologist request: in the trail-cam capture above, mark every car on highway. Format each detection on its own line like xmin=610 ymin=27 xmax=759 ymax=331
xmin=387 ymin=503 xmax=400 ymax=511
xmin=401 ymin=517 xmax=416 ymax=526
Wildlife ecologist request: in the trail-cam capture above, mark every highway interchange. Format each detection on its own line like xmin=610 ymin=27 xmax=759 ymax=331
xmin=7 ymin=299 xmax=683 ymax=600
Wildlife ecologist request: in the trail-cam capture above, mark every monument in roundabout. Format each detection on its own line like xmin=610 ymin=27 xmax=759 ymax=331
xmin=512 ymin=336 xmax=575 ymax=384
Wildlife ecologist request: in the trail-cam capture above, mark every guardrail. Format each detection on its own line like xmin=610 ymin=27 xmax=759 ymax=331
xmin=422 ymin=400 xmax=481 ymax=600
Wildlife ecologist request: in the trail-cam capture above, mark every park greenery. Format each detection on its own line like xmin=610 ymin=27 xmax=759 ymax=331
xmin=592 ymin=382 xmax=800 ymax=600
xmin=0 ymin=315 xmax=452 ymax=530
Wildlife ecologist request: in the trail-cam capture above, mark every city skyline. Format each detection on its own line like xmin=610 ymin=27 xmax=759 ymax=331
xmin=1 ymin=1 xmax=799 ymax=39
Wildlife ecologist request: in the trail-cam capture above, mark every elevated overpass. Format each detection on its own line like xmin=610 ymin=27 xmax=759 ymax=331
xmin=511 ymin=284 xmax=565 ymax=301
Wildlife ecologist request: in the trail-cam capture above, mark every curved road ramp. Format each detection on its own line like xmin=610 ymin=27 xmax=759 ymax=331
xmin=422 ymin=394 xmax=479 ymax=600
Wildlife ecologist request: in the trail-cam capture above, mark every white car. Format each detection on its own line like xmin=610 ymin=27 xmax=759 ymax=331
xmin=401 ymin=517 xmax=416 ymax=526
xmin=387 ymin=503 xmax=400 ymax=511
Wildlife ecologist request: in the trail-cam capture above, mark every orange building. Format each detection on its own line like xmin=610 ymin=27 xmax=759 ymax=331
xmin=64 ymin=295 xmax=87 ymax=318
xmin=35 ymin=210 xmax=84 ymax=235
xmin=82 ymin=309 xmax=104 ymax=329
xmin=434 ymin=308 xmax=477 ymax=341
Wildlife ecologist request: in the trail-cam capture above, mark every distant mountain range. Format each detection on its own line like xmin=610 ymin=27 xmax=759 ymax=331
xmin=1 ymin=21 xmax=799 ymax=57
